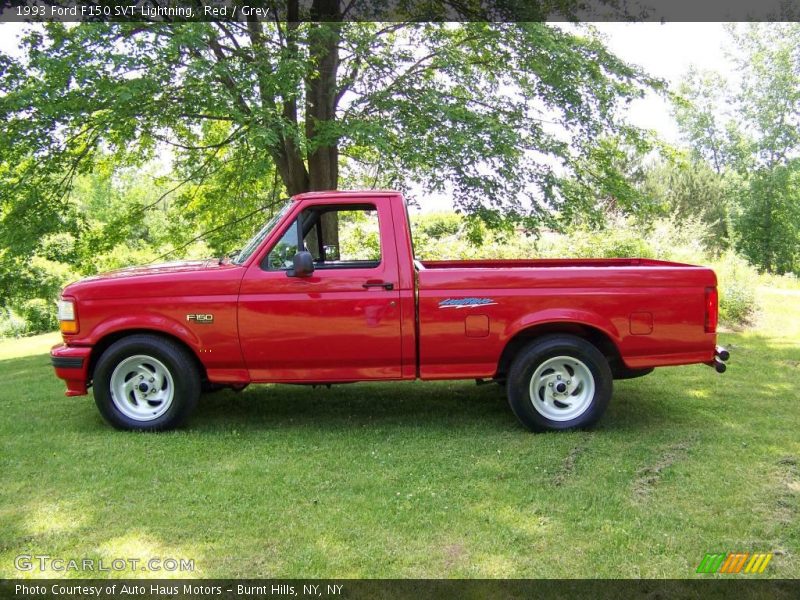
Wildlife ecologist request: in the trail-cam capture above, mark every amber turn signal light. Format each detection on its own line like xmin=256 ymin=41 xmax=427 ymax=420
xmin=59 ymin=320 xmax=79 ymax=334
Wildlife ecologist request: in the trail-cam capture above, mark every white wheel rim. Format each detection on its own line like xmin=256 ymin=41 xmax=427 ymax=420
xmin=110 ymin=355 xmax=175 ymax=422
xmin=529 ymin=355 xmax=595 ymax=422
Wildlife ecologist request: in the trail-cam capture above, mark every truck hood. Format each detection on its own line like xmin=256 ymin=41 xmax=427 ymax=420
xmin=62 ymin=259 xmax=245 ymax=300
xmin=82 ymin=259 xmax=222 ymax=281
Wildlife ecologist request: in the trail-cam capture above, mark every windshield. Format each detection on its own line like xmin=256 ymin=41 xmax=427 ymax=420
xmin=232 ymin=201 xmax=292 ymax=265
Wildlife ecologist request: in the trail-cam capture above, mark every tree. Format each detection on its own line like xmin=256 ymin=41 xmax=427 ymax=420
xmin=672 ymin=68 xmax=731 ymax=174
xmin=737 ymin=165 xmax=800 ymax=274
xmin=672 ymin=23 xmax=800 ymax=274
xmin=0 ymin=11 xmax=657 ymax=268
xmin=727 ymin=23 xmax=800 ymax=274
xmin=640 ymin=152 xmax=736 ymax=253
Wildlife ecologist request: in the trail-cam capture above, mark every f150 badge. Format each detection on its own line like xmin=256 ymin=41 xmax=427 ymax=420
xmin=187 ymin=314 xmax=214 ymax=324
xmin=438 ymin=298 xmax=497 ymax=309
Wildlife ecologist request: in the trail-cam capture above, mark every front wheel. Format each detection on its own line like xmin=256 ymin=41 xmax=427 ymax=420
xmin=506 ymin=335 xmax=612 ymax=432
xmin=93 ymin=334 xmax=200 ymax=431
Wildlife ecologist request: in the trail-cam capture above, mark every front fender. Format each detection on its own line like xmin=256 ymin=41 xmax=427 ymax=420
xmin=83 ymin=314 xmax=202 ymax=352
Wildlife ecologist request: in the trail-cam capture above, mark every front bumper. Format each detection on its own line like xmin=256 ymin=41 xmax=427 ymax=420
xmin=50 ymin=343 xmax=92 ymax=396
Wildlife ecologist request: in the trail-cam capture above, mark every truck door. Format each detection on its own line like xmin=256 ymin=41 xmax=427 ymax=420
xmin=238 ymin=198 xmax=403 ymax=381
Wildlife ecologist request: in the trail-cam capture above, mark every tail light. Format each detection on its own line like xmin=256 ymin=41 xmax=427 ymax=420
xmin=705 ymin=287 xmax=718 ymax=333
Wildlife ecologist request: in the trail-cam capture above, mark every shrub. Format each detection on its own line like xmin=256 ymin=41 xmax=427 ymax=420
xmin=12 ymin=256 xmax=79 ymax=305
xmin=719 ymin=282 xmax=757 ymax=327
xmin=647 ymin=213 xmax=711 ymax=263
xmin=413 ymin=213 xmax=461 ymax=239
xmin=711 ymin=252 xmax=759 ymax=327
xmin=536 ymin=225 xmax=655 ymax=259
xmin=339 ymin=217 xmax=381 ymax=261
xmin=18 ymin=299 xmax=59 ymax=334
xmin=0 ymin=308 xmax=27 ymax=338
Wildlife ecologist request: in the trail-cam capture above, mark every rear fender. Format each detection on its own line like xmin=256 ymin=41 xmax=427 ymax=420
xmin=505 ymin=308 xmax=622 ymax=345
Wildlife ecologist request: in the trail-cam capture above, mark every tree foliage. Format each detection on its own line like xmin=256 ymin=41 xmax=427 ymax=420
xmin=671 ymin=23 xmax=800 ymax=274
xmin=640 ymin=152 xmax=736 ymax=253
xmin=0 ymin=17 xmax=657 ymax=262
xmin=0 ymin=13 xmax=668 ymax=334
xmin=672 ymin=69 xmax=733 ymax=174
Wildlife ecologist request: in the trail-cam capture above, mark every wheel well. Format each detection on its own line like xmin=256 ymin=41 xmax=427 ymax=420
xmin=496 ymin=322 xmax=622 ymax=379
xmin=87 ymin=330 xmax=208 ymax=383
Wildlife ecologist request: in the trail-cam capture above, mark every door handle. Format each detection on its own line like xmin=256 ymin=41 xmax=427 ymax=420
xmin=363 ymin=281 xmax=394 ymax=291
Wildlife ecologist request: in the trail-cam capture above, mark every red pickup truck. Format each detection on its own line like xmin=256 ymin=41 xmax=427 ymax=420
xmin=51 ymin=190 xmax=728 ymax=432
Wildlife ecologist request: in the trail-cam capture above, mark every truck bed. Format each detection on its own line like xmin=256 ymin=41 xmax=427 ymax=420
xmin=415 ymin=256 xmax=717 ymax=379
xmin=418 ymin=257 xmax=692 ymax=269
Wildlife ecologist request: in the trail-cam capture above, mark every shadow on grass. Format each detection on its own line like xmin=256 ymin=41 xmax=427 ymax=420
xmin=192 ymin=380 xmax=516 ymax=432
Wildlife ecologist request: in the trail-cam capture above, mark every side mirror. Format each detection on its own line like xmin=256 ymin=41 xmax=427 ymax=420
xmin=287 ymin=250 xmax=315 ymax=277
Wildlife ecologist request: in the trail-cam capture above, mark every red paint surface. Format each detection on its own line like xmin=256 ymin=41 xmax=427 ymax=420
xmin=51 ymin=191 xmax=718 ymax=394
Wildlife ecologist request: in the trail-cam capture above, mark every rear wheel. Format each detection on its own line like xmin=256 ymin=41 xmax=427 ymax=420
xmin=93 ymin=334 xmax=200 ymax=431
xmin=507 ymin=335 xmax=612 ymax=432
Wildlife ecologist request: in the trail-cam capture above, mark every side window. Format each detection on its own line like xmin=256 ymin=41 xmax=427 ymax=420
xmin=329 ymin=208 xmax=381 ymax=264
xmin=264 ymin=205 xmax=382 ymax=270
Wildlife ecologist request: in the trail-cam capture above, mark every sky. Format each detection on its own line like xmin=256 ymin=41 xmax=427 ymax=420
xmin=0 ymin=21 xmax=737 ymax=210
xmin=591 ymin=22 xmax=734 ymax=144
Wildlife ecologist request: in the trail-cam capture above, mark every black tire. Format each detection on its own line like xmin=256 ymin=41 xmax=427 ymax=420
xmin=506 ymin=334 xmax=612 ymax=432
xmin=93 ymin=334 xmax=200 ymax=431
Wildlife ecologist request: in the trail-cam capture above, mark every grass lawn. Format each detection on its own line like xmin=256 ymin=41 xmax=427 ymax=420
xmin=0 ymin=287 xmax=798 ymax=579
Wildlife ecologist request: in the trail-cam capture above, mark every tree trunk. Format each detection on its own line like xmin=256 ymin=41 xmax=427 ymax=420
xmin=268 ymin=2 xmax=311 ymax=198
xmin=305 ymin=3 xmax=341 ymax=248
xmin=268 ymin=3 xmax=341 ymax=252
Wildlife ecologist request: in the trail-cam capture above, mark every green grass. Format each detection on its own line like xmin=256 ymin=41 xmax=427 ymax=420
xmin=0 ymin=287 xmax=798 ymax=579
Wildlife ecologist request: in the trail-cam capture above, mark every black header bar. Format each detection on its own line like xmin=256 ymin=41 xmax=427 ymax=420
xmin=0 ymin=0 xmax=798 ymax=23
xmin=2 ymin=579 xmax=799 ymax=600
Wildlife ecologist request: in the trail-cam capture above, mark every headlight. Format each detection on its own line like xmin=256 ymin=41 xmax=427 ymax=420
xmin=56 ymin=299 xmax=78 ymax=334
xmin=56 ymin=300 xmax=75 ymax=321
